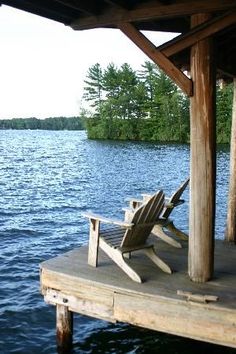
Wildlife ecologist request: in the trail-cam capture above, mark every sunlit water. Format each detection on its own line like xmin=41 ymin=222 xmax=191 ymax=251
xmin=0 ymin=130 xmax=234 ymax=354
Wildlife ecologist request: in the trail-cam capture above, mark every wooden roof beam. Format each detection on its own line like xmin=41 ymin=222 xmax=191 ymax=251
xmin=54 ymin=0 xmax=99 ymax=16
xmin=217 ymin=68 xmax=235 ymax=80
xmin=103 ymin=0 xmax=131 ymax=10
xmin=118 ymin=22 xmax=193 ymax=96
xmin=2 ymin=0 xmax=74 ymax=23
xmin=158 ymin=11 xmax=236 ymax=57
xmin=71 ymin=0 xmax=236 ymax=30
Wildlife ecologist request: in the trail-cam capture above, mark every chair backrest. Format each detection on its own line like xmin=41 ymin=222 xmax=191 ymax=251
xmin=121 ymin=190 xmax=165 ymax=248
xmin=161 ymin=178 xmax=189 ymax=219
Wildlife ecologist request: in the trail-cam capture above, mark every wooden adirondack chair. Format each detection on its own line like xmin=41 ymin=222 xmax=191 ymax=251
xmin=124 ymin=178 xmax=189 ymax=249
xmin=83 ymin=190 xmax=171 ymax=283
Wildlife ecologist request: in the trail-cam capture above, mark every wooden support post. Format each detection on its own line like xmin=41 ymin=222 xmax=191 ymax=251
xmin=56 ymin=304 xmax=73 ymax=354
xmin=225 ymin=78 xmax=236 ymax=243
xmin=189 ymin=13 xmax=216 ymax=282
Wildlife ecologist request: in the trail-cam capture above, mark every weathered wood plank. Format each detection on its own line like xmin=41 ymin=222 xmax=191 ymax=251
xmin=55 ymin=0 xmax=98 ymax=15
xmin=177 ymin=290 xmax=218 ymax=303
xmin=158 ymin=11 xmax=236 ymax=57
xmin=40 ymin=242 xmax=236 ymax=307
xmin=189 ymin=13 xmax=216 ymax=282
xmin=41 ymin=268 xmax=114 ymax=307
xmin=71 ymin=0 xmax=236 ymax=30
xmin=40 ymin=239 xmax=236 ymax=347
xmin=46 ymin=288 xmax=115 ymax=322
xmin=83 ymin=212 xmax=133 ymax=228
xmin=113 ymin=292 xmax=236 ymax=348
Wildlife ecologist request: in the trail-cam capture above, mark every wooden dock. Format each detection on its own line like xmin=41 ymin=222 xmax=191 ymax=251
xmin=40 ymin=238 xmax=236 ymax=351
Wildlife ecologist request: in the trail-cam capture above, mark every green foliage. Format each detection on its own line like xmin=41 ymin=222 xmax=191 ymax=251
xmin=216 ymin=83 xmax=233 ymax=143
xmin=83 ymin=61 xmax=192 ymax=142
xmin=83 ymin=61 xmax=233 ymax=144
xmin=0 ymin=117 xmax=85 ymax=131
xmin=83 ymin=63 xmax=104 ymax=114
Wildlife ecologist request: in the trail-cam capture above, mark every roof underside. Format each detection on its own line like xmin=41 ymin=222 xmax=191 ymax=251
xmin=1 ymin=0 xmax=236 ymax=78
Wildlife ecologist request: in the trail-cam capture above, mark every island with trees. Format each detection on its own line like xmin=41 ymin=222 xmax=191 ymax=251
xmin=82 ymin=61 xmax=233 ymax=144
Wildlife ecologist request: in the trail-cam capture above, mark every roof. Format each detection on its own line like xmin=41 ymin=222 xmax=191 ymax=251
xmin=1 ymin=0 xmax=236 ymax=78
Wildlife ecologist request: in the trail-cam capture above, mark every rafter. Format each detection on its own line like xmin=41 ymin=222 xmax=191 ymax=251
xmin=54 ymin=0 xmax=98 ymax=15
xmin=118 ymin=22 xmax=193 ymax=96
xmin=103 ymin=0 xmax=130 ymax=10
xmin=71 ymin=0 xmax=236 ymax=30
xmin=217 ymin=68 xmax=235 ymax=80
xmin=158 ymin=10 xmax=236 ymax=57
xmin=2 ymin=0 xmax=75 ymax=23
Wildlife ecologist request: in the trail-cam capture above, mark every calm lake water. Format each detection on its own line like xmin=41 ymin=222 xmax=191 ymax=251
xmin=0 ymin=130 xmax=235 ymax=354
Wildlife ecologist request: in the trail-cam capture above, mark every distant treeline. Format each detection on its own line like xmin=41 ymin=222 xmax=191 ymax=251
xmin=0 ymin=116 xmax=85 ymax=131
xmin=82 ymin=61 xmax=233 ymax=144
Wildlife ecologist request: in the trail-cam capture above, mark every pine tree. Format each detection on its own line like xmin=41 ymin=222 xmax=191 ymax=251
xmin=83 ymin=63 xmax=103 ymax=116
xmin=216 ymin=82 xmax=233 ymax=143
xmin=138 ymin=61 xmax=159 ymax=118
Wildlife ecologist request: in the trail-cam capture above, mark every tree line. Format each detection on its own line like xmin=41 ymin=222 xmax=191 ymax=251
xmin=0 ymin=116 xmax=84 ymax=131
xmin=1 ymin=63 xmax=233 ymax=142
xmin=82 ymin=61 xmax=233 ymax=144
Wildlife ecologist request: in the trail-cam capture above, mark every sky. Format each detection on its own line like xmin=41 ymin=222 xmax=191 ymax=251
xmin=0 ymin=5 xmax=176 ymax=119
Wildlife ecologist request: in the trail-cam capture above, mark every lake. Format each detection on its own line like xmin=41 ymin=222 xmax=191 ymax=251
xmin=0 ymin=130 xmax=234 ymax=354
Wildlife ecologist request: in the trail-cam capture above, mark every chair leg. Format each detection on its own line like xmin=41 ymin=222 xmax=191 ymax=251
xmin=152 ymin=224 xmax=182 ymax=248
xmin=123 ymin=252 xmax=131 ymax=259
xmin=99 ymin=238 xmax=142 ymax=283
xmin=88 ymin=219 xmax=100 ymax=267
xmin=165 ymin=221 xmax=188 ymax=241
xmin=143 ymin=246 xmax=172 ymax=274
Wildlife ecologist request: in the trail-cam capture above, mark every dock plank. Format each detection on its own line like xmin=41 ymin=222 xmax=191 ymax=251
xmin=40 ymin=239 xmax=236 ymax=348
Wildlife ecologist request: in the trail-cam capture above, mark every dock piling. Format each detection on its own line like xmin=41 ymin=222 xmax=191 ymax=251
xmin=56 ymin=304 xmax=73 ymax=354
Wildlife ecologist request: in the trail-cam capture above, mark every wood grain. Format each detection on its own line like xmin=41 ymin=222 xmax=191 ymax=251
xmin=40 ymin=241 xmax=236 ymax=349
xmin=71 ymin=0 xmax=236 ymax=30
xmin=189 ymin=13 xmax=216 ymax=282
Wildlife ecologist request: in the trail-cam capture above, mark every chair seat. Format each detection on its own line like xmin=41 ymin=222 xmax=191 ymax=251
xmin=100 ymin=225 xmax=126 ymax=248
xmin=100 ymin=225 xmax=153 ymax=252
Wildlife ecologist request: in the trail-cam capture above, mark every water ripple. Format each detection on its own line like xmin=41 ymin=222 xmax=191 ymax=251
xmin=0 ymin=130 xmax=233 ymax=354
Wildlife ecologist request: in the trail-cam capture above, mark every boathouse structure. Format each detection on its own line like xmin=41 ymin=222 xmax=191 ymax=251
xmin=1 ymin=1 xmax=236 ymax=352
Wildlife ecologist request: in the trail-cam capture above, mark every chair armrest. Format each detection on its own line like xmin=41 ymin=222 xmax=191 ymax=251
xmin=164 ymin=199 xmax=185 ymax=209
xmin=141 ymin=193 xmax=153 ymax=203
xmin=125 ymin=197 xmax=143 ymax=203
xmin=122 ymin=207 xmax=135 ymax=213
xmin=174 ymin=199 xmax=185 ymax=206
xmin=141 ymin=193 xmax=152 ymax=199
xmin=125 ymin=197 xmax=143 ymax=209
xmin=164 ymin=202 xmax=174 ymax=209
xmin=82 ymin=212 xmax=134 ymax=229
